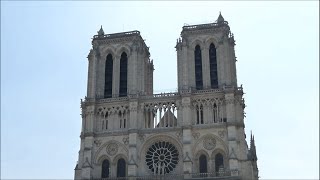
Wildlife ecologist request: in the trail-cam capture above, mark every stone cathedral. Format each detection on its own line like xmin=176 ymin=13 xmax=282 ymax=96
xmin=74 ymin=13 xmax=258 ymax=180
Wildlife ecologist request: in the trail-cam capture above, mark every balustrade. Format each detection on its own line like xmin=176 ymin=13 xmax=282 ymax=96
xmin=93 ymin=169 xmax=239 ymax=180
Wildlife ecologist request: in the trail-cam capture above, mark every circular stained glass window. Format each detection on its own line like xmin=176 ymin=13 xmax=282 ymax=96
xmin=145 ymin=141 xmax=179 ymax=175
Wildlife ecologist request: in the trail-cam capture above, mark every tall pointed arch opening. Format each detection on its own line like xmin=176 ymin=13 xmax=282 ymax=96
xmin=215 ymin=153 xmax=224 ymax=173
xmin=104 ymin=54 xmax=113 ymax=98
xmin=199 ymin=154 xmax=208 ymax=174
xmin=101 ymin=159 xmax=110 ymax=178
xmin=209 ymin=43 xmax=218 ymax=88
xmin=117 ymin=158 xmax=126 ymax=177
xmin=194 ymin=45 xmax=203 ymax=90
xmin=119 ymin=52 xmax=128 ymax=97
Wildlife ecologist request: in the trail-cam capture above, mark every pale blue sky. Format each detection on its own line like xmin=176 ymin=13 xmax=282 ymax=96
xmin=1 ymin=1 xmax=319 ymax=179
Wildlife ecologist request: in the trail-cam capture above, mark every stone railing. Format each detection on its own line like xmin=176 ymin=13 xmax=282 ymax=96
xmin=92 ymin=170 xmax=239 ymax=180
xmin=93 ymin=31 xmax=140 ymax=39
xmin=182 ymin=21 xmax=228 ymax=31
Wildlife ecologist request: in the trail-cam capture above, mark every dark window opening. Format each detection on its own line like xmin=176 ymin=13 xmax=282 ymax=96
xmin=117 ymin=158 xmax=126 ymax=177
xmin=213 ymin=103 xmax=217 ymax=123
xmin=104 ymin=54 xmax=113 ymax=98
xmin=119 ymin=52 xmax=128 ymax=97
xmin=196 ymin=105 xmax=204 ymax=124
xmin=215 ymin=153 xmax=224 ymax=173
xmin=101 ymin=159 xmax=110 ymax=178
xmin=199 ymin=154 xmax=208 ymax=175
xmin=194 ymin=45 xmax=203 ymax=90
xmin=209 ymin=43 xmax=218 ymax=88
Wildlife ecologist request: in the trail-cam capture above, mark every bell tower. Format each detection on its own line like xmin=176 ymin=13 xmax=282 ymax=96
xmin=176 ymin=13 xmax=237 ymax=91
xmin=86 ymin=27 xmax=154 ymax=99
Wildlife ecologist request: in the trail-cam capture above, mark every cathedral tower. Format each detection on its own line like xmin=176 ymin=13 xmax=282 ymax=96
xmin=75 ymin=13 xmax=258 ymax=180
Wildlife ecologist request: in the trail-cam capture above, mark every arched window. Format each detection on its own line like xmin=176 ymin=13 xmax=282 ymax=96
xmin=213 ymin=103 xmax=218 ymax=123
xmin=199 ymin=154 xmax=208 ymax=174
xmin=119 ymin=52 xmax=128 ymax=97
xmin=196 ymin=105 xmax=204 ymax=124
xmin=215 ymin=153 xmax=224 ymax=173
xmin=209 ymin=43 xmax=218 ymax=88
xmin=101 ymin=159 xmax=110 ymax=178
xmin=117 ymin=158 xmax=126 ymax=177
xmin=104 ymin=54 xmax=113 ymax=98
xmin=194 ymin=45 xmax=203 ymax=90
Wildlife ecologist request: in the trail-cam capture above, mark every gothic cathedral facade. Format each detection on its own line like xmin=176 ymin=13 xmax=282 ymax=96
xmin=74 ymin=13 xmax=258 ymax=180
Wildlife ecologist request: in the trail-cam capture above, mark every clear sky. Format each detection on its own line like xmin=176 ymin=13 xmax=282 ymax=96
xmin=1 ymin=1 xmax=319 ymax=179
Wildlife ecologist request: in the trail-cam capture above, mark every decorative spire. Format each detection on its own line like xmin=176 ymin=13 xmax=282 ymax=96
xmin=217 ymin=11 xmax=225 ymax=24
xmin=97 ymin=25 xmax=104 ymax=36
xmin=250 ymin=131 xmax=257 ymax=161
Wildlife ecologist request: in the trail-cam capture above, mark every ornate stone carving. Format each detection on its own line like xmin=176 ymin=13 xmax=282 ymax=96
xmin=94 ymin=139 xmax=102 ymax=147
xmin=138 ymin=133 xmax=146 ymax=142
xmin=122 ymin=136 xmax=129 ymax=145
xmin=106 ymin=143 xmax=118 ymax=156
xmin=218 ymin=130 xmax=225 ymax=138
xmin=145 ymin=141 xmax=179 ymax=174
xmin=225 ymin=98 xmax=235 ymax=105
xmin=192 ymin=132 xmax=200 ymax=139
xmin=203 ymin=137 xmax=216 ymax=150
xmin=175 ymin=131 xmax=182 ymax=138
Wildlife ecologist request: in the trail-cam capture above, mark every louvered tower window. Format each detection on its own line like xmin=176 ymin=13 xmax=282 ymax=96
xmin=119 ymin=52 xmax=128 ymax=97
xmin=104 ymin=54 xmax=113 ymax=98
xmin=209 ymin=43 xmax=218 ymax=88
xmin=194 ymin=45 xmax=203 ymax=90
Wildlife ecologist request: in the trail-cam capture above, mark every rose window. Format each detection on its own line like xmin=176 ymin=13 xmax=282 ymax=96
xmin=145 ymin=141 xmax=179 ymax=175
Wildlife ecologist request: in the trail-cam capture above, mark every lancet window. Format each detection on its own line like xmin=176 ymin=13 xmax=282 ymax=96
xmin=196 ymin=105 xmax=204 ymax=124
xmin=215 ymin=153 xmax=224 ymax=174
xmin=199 ymin=154 xmax=208 ymax=174
xmin=119 ymin=52 xmax=128 ymax=97
xmin=104 ymin=54 xmax=113 ymax=98
xmin=119 ymin=111 xmax=127 ymax=129
xmin=209 ymin=43 xmax=218 ymax=88
xmin=213 ymin=103 xmax=218 ymax=123
xmin=194 ymin=45 xmax=203 ymax=90
xmin=101 ymin=112 xmax=109 ymax=131
xmin=101 ymin=159 xmax=110 ymax=178
xmin=117 ymin=158 xmax=126 ymax=177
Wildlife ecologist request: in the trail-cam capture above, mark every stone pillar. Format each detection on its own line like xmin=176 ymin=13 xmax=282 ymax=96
xmin=128 ymin=48 xmax=138 ymax=95
xmin=177 ymin=43 xmax=183 ymax=90
xmin=128 ymin=133 xmax=138 ymax=176
xmin=87 ymin=50 xmax=95 ymax=98
xmin=181 ymin=97 xmax=191 ymax=126
xmin=225 ymin=93 xmax=240 ymax=172
xmin=113 ymin=55 xmax=120 ymax=97
xmin=216 ymin=43 xmax=225 ymax=87
xmin=96 ymin=52 xmax=104 ymax=98
xmin=183 ymin=130 xmax=193 ymax=175
xmin=201 ymin=47 xmax=210 ymax=89
xmin=188 ymin=47 xmax=196 ymax=89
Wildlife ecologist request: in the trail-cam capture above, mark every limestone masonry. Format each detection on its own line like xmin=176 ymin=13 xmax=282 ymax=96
xmin=74 ymin=13 xmax=259 ymax=180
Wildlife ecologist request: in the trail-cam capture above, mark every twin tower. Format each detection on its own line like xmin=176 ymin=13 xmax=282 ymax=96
xmin=75 ymin=13 xmax=258 ymax=180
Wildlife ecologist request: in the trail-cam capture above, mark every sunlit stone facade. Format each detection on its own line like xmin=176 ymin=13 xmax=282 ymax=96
xmin=74 ymin=13 xmax=258 ymax=180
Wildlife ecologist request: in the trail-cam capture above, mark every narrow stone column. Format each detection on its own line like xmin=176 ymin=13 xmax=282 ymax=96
xmin=128 ymin=133 xmax=138 ymax=176
xmin=201 ymin=47 xmax=211 ymax=89
xmin=113 ymin=55 xmax=120 ymax=97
